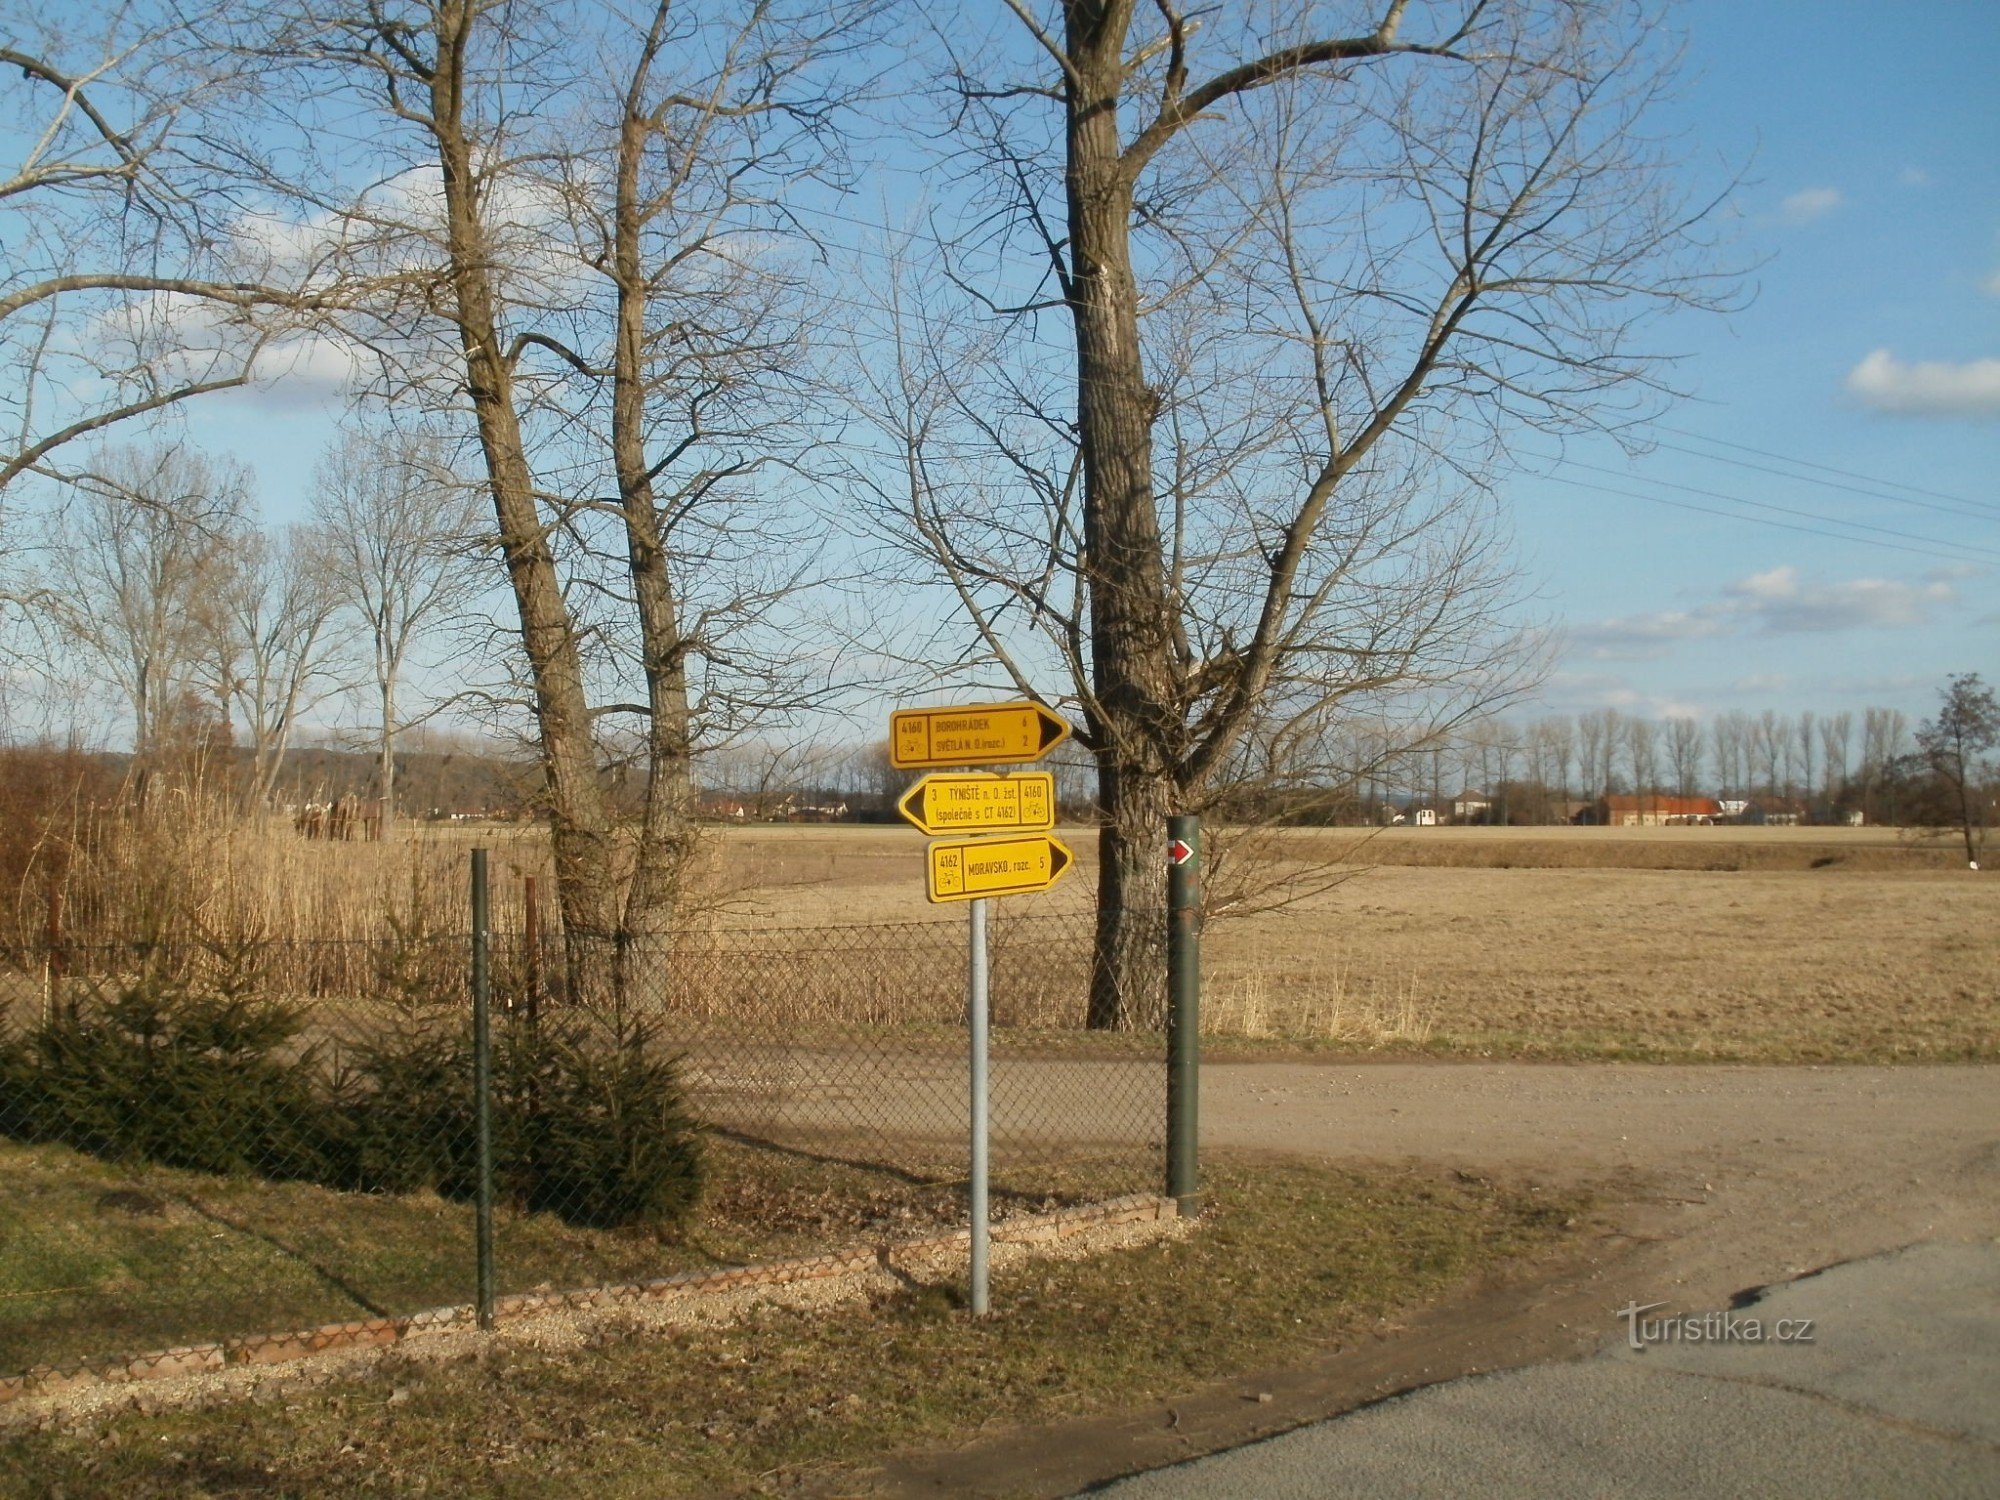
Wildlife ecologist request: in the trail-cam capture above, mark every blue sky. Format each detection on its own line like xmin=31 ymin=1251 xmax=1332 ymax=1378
xmin=1512 ymin=0 xmax=1999 ymax=723
xmin=173 ymin=0 xmax=1999 ymax=732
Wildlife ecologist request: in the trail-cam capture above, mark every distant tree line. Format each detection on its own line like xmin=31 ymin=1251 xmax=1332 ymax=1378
xmin=1310 ymin=688 xmax=1992 ymax=837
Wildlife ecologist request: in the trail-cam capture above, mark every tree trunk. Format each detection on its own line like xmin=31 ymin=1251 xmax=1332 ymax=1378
xmin=1956 ymin=728 xmax=1980 ymax=869
xmin=1066 ymin=9 xmax=1182 ymax=1031
xmin=609 ymin=82 xmax=697 ymax=1004
xmin=1090 ymin=748 xmax=1171 ymax=1029
xmin=378 ymin=673 xmax=397 ymax=842
xmin=431 ymin=1 xmax=618 ymax=1002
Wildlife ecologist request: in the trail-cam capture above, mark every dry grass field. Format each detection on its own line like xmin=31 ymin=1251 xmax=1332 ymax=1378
xmin=14 ymin=815 xmax=1993 ymax=1063
xmin=698 ymin=824 xmax=1996 ymax=1063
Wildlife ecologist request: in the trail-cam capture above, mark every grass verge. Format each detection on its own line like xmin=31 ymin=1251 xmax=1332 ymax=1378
xmin=0 ymin=1136 xmax=1143 ymax=1375
xmin=0 ymin=1159 xmax=1585 ymax=1497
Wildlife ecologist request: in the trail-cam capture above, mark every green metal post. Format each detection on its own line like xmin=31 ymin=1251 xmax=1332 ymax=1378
xmin=471 ymin=848 xmax=495 ymax=1330
xmin=968 ymin=896 xmax=990 ymax=1315
xmin=1166 ymin=815 xmax=1201 ymax=1215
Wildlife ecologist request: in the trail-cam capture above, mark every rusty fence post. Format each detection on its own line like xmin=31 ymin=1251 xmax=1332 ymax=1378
xmin=523 ymin=874 xmax=541 ymax=1028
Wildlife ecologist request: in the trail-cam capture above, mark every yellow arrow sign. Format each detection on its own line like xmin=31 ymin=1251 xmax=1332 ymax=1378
xmin=926 ymin=833 xmax=1075 ymax=903
xmin=890 ymin=700 xmax=1072 ymax=770
xmin=898 ymin=773 xmax=1056 ymax=836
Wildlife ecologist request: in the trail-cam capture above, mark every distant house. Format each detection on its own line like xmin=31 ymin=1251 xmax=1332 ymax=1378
xmin=789 ymin=800 xmax=850 ymax=823
xmin=1594 ymin=794 xmax=1724 ymax=827
xmin=1411 ymin=807 xmax=1438 ymax=827
xmin=1740 ymin=798 xmax=1809 ymax=827
xmin=1451 ymin=789 xmax=1491 ymax=822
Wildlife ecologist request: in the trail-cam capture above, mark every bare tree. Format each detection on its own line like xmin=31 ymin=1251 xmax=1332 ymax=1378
xmin=854 ymin=0 xmax=1723 ymax=1024
xmin=1545 ymin=713 xmax=1575 ymax=817
xmin=1576 ymin=709 xmax=1607 ymax=806
xmin=1523 ymin=716 xmax=1557 ymax=821
xmin=1914 ymin=675 xmax=1997 ymax=870
xmin=1665 ymin=714 xmax=1701 ymax=800
xmin=203 ymin=519 xmax=345 ymax=808
xmin=309 ymin=428 xmax=481 ymax=839
xmin=1794 ymin=709 xmax=1816 ymax=818
xmin=1623 ymin=715 xmax=1658 ymax=798
xmin=1711 ymin=709 xmax=1749 ymax=800
xmin=704 ymin=734 xmax=842 ymax=821
xmin=1754 ymin=709 xmax=1782 ymax=799
xmin=0 ymin=3 xmax=353 ymax=498
xmin=40 ymin=443 xmax=246 ymax=798
xmin=1819 ymin=710 xmax=1852 ymax=807
xmin=1489 ymin=719 xmax=1522 ymax=822
xmin=1577 ymin=706 xmax=1624 ymax=803
xmin=1773 ymin=710 xmax=1797 ymax=801
xmin=1861 ymin=706 xmax=1909 ymax=824
xmin=256 ymin=0 xmax=868 ymax=995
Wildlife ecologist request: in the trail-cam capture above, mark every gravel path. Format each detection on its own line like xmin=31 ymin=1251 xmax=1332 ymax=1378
xmin=1200 ymin=1060 xmax=2000 ymax=1311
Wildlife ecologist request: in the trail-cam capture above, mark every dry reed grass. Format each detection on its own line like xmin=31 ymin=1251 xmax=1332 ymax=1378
xmin=10 ymin=815 xmax=1993 ymax=1061
xmin=14 ymin=790 xmax=552 ymax=947
xmin=1205 ymin=963 xmax=1435 ymax=1047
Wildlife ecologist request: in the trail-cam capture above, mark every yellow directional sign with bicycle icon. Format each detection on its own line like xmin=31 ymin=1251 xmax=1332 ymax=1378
xmin=925 ymin=831 xmax=1074 ymax=903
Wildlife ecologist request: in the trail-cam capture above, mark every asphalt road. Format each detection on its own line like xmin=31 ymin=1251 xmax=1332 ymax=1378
xmin=863 ymin=1060 xmax=2000 ymax=1496
xmin=1093 ymin=1240 xmax=2000 ymax=1499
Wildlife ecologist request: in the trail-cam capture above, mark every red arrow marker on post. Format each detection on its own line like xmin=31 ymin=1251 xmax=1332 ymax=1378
xmin=1168 ymin=838 xmax=1193 ymax=866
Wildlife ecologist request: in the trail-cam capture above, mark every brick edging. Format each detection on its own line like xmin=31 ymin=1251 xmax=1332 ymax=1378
xmin=0 ymin=1193 xmax=1179 ymax=1405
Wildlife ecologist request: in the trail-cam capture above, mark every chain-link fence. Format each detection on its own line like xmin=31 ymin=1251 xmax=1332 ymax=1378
xmin=0 ymin=907 xmax=1166 ymax=1377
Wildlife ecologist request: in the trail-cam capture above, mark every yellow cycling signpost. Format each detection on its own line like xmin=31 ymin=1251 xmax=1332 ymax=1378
xmin=925 ymin=830 xmax=1073 ymax=901
xmin=891 ymin=701 xmax=1075 ymax=1315
xmin=898 ymin=769 xmax=1056 ymax=836
xmin=890 ymin=700 xmax=1072 ymax=770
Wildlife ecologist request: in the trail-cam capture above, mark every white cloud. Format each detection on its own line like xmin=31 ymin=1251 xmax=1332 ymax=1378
xmin=1568 ymin=608 xmax=1733 ymax=660
xmin=1723 ymin=564 xmax=1955 ymax=632
xmin=1568 ymin=566 xmax=1957 ymax=662
xmin=1925 ymin=563 xmax=1986 ymax=584
xmin=1730 ymin=673 xmax=1790 ymax=694
xmin=1899 ymin=167 xmax=1930 ymax=188
xmin=1822 ymin=672 xmax=1930 ymax=695
xmin=1845 ymin=349 xmax=2000 ymax=417
xmin=1539 ymin=673 xmax=1707 ymax=718
xmin=1779 ymin=187 xmax=1842 ymax=225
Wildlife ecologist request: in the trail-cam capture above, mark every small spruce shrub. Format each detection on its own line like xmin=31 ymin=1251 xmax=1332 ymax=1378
xmin=336 ymin=1008 xmax=705 ymax=1232
xmin=322 ymin=918 xmax=478 ymax=1195
xmin=0 ymin=958 xmax=329 ymax=1180
xmin=0 ymin=929 xmax=704 ymax=1234
xmin=498 ymin=1014 xmax=703 ymax=1231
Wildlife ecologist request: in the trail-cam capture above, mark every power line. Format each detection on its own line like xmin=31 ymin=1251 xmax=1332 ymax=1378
xmin=483 ymin=224 xmax=1998 ymax=562
xmin=1528 ymin=472 xmax=1974 ymax=565
xmin=1645 ymin=434 xmax=2000 ymax=525
xmin=1518 ymin=451 xmax=2000 ymax=562
xmin=1654 ymin=423 xmax=1992 ymax=510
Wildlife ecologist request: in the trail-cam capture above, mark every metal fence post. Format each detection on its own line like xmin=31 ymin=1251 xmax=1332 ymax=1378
xmin=43 ymin=878 xmax=63 ymax=1026
xmin=471 ymin=848 xmax=496 ymax=1330
xmin=1166 ymin=815 xmax=1201 ymax=1215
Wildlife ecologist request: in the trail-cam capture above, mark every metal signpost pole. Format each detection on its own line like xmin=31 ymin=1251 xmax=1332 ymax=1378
xmin=967 ymin=895 xmax=991 ymax=1316
xmin=891 ymin=699 xmax=1079 ymax=1317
